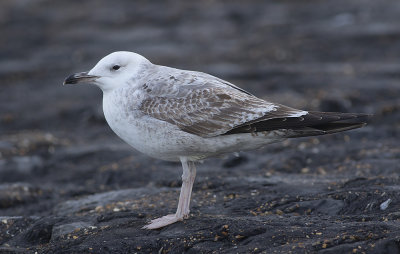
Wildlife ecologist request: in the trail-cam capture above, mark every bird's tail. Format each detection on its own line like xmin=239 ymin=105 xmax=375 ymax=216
xmin=283 ymin=111 xmax=371 ymax=138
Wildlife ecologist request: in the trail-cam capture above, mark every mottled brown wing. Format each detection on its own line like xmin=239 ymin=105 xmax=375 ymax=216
xmin=138 ymin=68 xmax=306 ymax=138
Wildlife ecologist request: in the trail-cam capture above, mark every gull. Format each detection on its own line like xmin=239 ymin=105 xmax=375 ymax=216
xmin=64 ymin=51 xmax=369 ymax=229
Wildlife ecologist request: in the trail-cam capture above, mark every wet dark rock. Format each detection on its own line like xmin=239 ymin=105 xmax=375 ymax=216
xmin=8 ymin=217 xmax=66 ymax=248
xmin=0 ymin=0 xmax=399 ymax=253
xmin=278 ymin=198 xmax=345 ymax=216
xmin=0 ymin=156 xmax=44 ymax=182
xmin=222 ymin=155 xmax=248 ymax=168
xmin=0 ymin=183 xmax=45 ymax=208
xmin=0 ymin=216 xmax=37 ymax=245
xmin=53 ymin=188 xmax=162 ymax=216
xmin=373 ymin=238 xmax=400 ymax=254
xmin=319 ymin=97 xmax=352 ymax=112
xmin=51 ymin=221 xmax=94 ymax=241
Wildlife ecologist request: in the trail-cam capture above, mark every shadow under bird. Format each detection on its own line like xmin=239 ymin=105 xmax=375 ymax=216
xmin=64 ymin=51 xmax=370 ymax=229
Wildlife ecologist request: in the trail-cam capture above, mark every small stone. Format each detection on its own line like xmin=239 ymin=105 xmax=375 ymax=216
xmin=380 ymin=199 xmax=392 ymax=210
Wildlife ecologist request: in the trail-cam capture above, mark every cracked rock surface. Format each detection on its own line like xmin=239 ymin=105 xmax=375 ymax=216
xmin=0 ymin=0 xmax=399 ymax=253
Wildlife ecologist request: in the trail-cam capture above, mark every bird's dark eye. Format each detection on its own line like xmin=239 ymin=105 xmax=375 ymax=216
xmin=112 ymin=65 xmax=120 ymax=71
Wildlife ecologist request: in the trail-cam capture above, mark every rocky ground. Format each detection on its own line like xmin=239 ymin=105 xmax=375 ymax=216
xmin=0 ymin=0 xmax=399 ymax=253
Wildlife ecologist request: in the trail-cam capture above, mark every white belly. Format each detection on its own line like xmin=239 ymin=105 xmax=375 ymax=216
xmin=102 ymin=92 xmax=284 ymax=161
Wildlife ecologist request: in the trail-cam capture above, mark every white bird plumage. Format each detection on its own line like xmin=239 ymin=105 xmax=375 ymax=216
xmin=91 ymin=52 xmax=306 ymax=162
xmin=64 ymin=51 xmax=368 ymax=229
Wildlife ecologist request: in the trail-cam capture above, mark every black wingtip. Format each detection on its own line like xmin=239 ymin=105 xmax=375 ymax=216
xmin=224 ymin=111 xmax=372 ymax=137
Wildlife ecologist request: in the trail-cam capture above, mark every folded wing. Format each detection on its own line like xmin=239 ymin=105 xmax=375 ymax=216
xmin=139 ymin=69 xmax=307 ymax=138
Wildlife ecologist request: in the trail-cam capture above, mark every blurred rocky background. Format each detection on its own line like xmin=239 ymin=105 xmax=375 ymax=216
xmin=0 ymin=0 xmax=399 ymax=253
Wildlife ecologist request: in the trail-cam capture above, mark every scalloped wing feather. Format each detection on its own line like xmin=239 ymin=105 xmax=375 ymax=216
xmin=139 ymin=67 xmax=306 ymax=138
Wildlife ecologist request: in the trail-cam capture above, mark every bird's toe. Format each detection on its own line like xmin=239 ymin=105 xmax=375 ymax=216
xmin=142 ymin=214 xmax=183 ymax=230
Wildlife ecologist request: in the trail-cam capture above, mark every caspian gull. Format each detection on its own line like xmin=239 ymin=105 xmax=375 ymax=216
xmin=64 ymin=51 xmax=369 ymax=229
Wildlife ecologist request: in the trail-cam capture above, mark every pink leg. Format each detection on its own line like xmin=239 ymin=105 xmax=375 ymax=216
xmin=142 ymin=157 xmax=196 ymax=229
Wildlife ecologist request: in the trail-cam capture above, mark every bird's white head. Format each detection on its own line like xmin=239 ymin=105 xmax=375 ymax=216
xmin=64 ymin=51 xmax=150 ymax=92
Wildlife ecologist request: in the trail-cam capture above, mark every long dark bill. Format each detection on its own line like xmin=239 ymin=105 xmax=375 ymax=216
xmin=63 ymin=72 xmax=99 ymax=85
